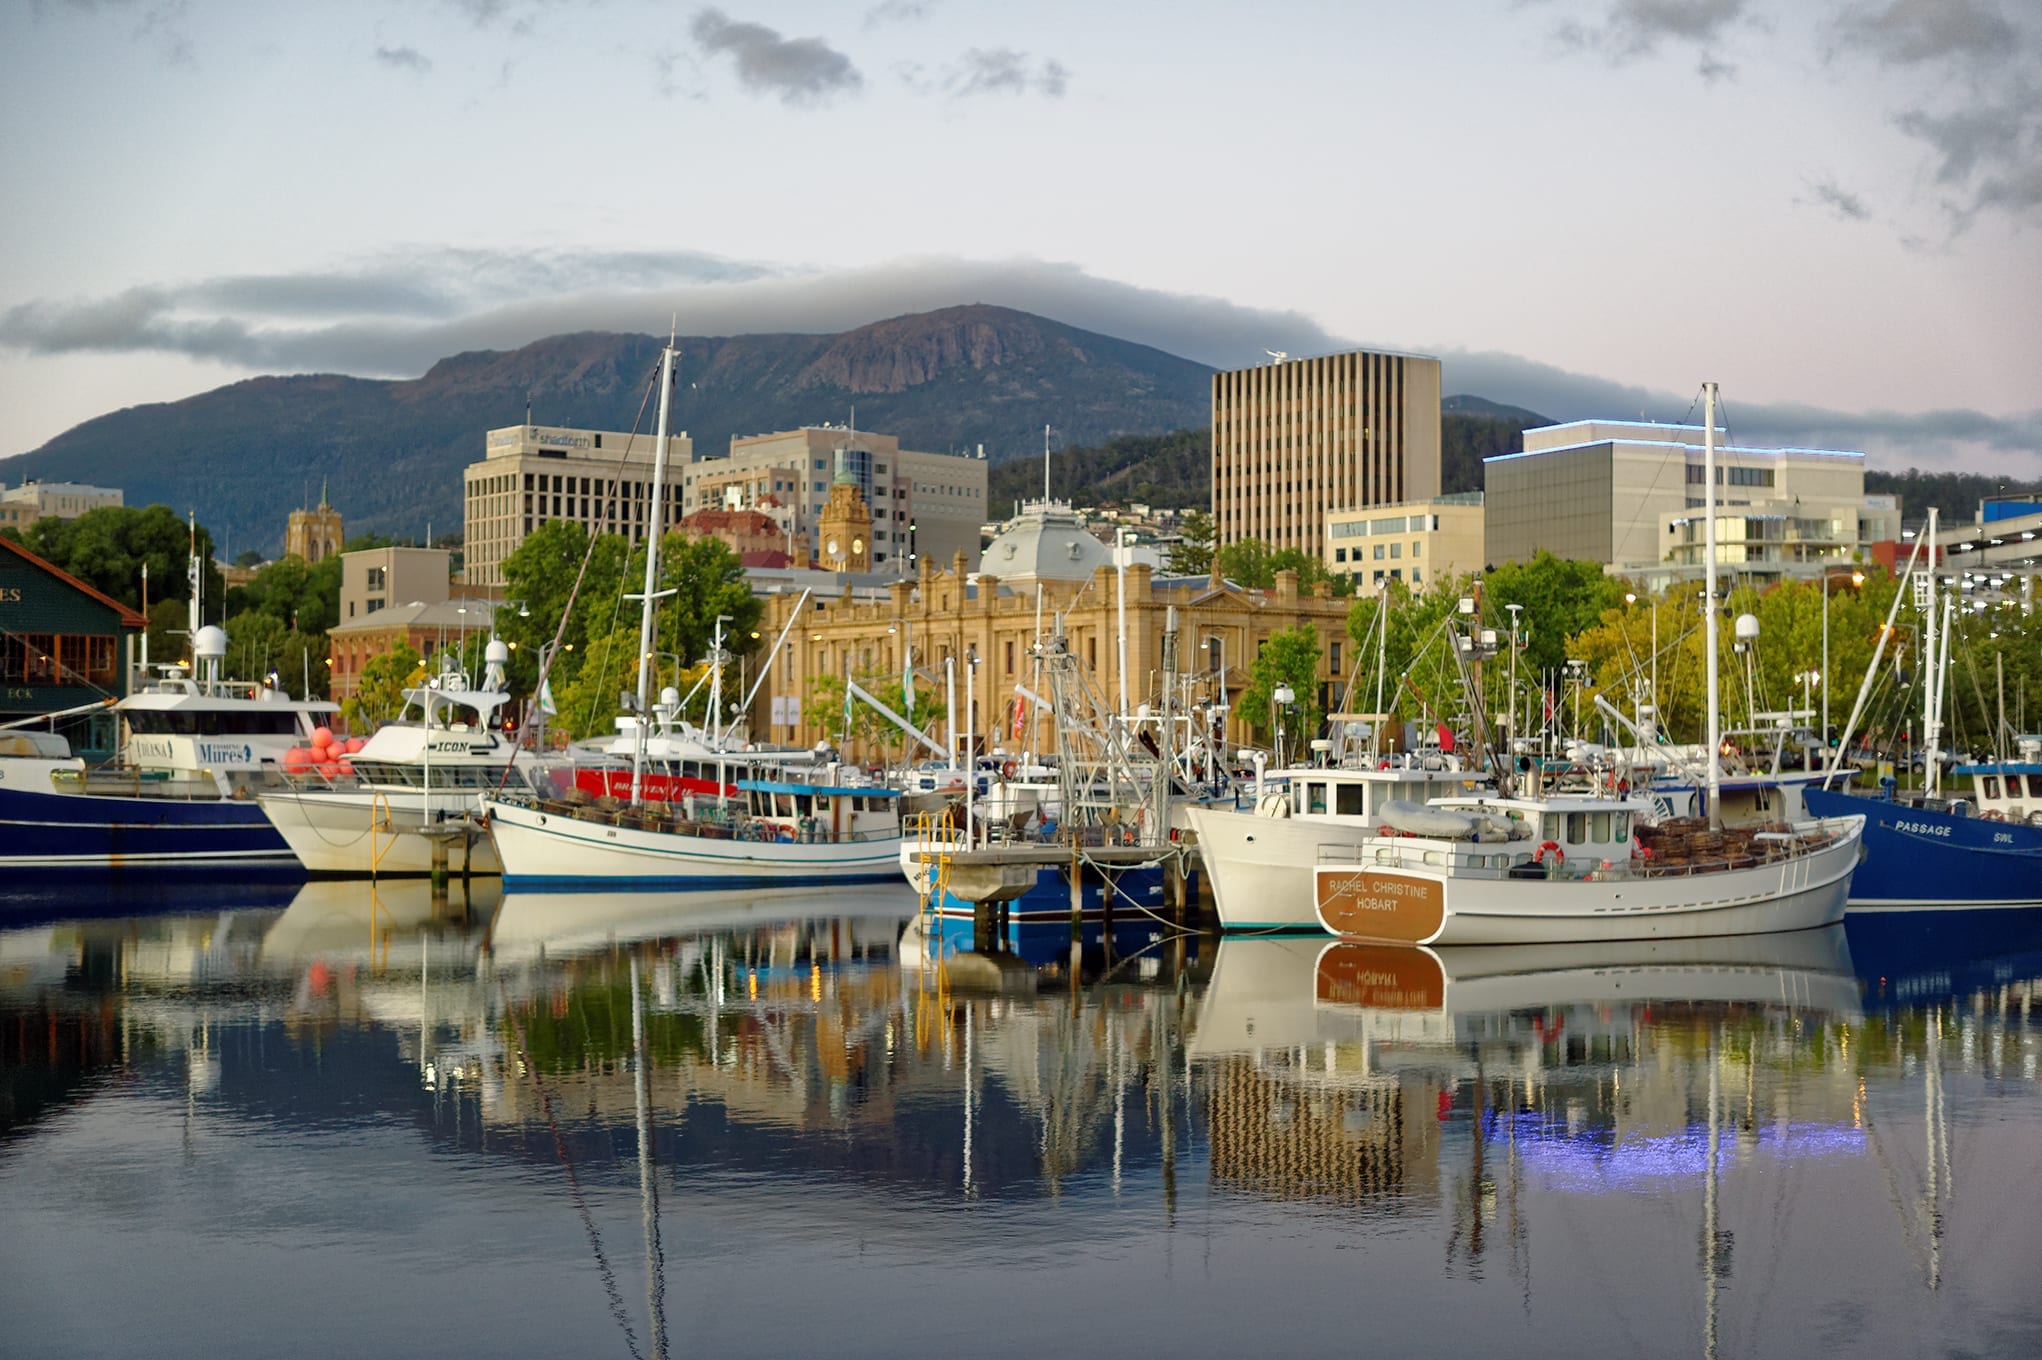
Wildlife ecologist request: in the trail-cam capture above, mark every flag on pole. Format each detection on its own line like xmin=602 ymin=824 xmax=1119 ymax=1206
xmin=902 ymin=645 xmax=915 ymax=718
xmin=539 ymin=678 xmax=558 ymax=716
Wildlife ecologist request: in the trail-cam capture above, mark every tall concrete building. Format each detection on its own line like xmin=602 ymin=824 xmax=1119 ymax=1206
xmin=1211 ymin=349 xmax=1443 ymax=557
xmin=1484 ymin=420 xmax=1893 ymax=586
xmin=679 ymin=426 xmax=986 ymax=574
xmin=463 ymin=423 xmax=695 ymax=588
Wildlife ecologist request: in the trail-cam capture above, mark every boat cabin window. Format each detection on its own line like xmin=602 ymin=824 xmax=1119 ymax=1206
xmin=1335 ymin=783 xmax=1366 ymax=816
xmin=1590 ymin=811 xmax=1612 ymax=843
xmin=1982 ymin=775 xmax=2001 ymax=799
xmin=1566 ymin=812 xmax=1588 ymax=843
xmin=1304 ymin=783 xmax=1327 ymax=815
xmin=126 ymin=710 xmax=306 ymax=737
xmin=1612 ymin=812 xmax=1632 ymax=841
xmin=1543 ymin=813 xmax=1562 ymax=842
xmin=2028 ymin=774 xmax=2042 ymax=798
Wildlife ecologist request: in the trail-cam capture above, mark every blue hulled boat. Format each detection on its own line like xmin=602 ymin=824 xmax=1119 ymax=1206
xmin=0 ymin=630 xmax=337 ymax=870
xmin=1803 ymin=760 xmax=2042 ymax=910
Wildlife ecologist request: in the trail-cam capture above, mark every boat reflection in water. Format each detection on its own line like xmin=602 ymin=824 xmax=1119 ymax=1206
xmin=5 ymin=881 xmax=2042 ymax=1357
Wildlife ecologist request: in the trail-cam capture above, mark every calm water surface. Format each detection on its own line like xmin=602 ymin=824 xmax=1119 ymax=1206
xmin=4 ymin=877 xmax=2040 ymax=1360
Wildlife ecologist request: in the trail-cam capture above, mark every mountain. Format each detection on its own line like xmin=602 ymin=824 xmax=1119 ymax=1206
xmin=0 ymin=306 xmax=1214 ymax=554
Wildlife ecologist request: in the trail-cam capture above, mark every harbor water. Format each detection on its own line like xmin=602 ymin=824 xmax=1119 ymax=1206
xmin=4 ymin=876 xmax=2041 ymax=1359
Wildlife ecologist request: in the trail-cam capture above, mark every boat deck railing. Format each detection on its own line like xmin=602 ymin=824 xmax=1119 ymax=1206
xmin=515 ymin=793 xmax=901 ymax=844
xmin=1316 ymin=823 xmax=1850 ymax=882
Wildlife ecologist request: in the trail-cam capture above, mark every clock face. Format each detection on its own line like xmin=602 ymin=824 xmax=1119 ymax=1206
xmin=827 ymin=539 xmax=840 ymax=555
xmin=852 ymin=538 xmax=864 ymax=554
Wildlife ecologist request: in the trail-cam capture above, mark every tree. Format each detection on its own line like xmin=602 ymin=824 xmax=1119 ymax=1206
xmin=1238 ymin=624 xmax=1325 ymax=757
xmin=23 ymin=504 xmax=225 ymax=621
xmin=1483 ymin=551 xmax=1626 ymax=676
xmin=1214 ymin=537 xmax=1275 ymax=588
xmin=1344 ymin=575 xmax=1473 ymax=731
xmin=1168 ymin=510 xmax=1216 ymax=575
xmin=343 ymin=644 xmax=423 ymax=731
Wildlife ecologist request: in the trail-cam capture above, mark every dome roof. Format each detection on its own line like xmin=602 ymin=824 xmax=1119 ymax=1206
xmin=981 ymin=501 xmax=1111 ymax=585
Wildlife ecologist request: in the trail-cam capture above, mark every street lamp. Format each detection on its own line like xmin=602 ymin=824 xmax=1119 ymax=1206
xmin=1272 ymin=682 xmax=1295 ymax=768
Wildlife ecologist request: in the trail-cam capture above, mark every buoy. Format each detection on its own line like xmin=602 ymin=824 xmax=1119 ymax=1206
xmin=311 ymin=726 xmax=335 ymax=749
xmin=345 ymin=736 xmax=366 ymax=754
xmin=1002 ymin=760 xmax=1017 ymax=779
xmin=1534 ymin=840 xmax=1562 ymax=865
xmin=283 ymin=747 xmax=314 ymax=769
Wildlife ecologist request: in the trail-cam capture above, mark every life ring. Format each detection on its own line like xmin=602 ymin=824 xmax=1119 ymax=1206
xmin=1534 ymin=840 xmax=1562 ymax=865
xmin=1002 ymin=760 xmax=1017 ymax=779
xmin=1983 ymin=809 xmax=2005 ymax=822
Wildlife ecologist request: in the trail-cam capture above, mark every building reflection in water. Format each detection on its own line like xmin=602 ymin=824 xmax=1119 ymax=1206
xmin=5 ymin=882 xmax=2042 ymax=1355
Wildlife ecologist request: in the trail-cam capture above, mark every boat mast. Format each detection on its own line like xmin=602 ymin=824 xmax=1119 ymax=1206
xmin=630 ymin=340 xmax=680 ymax=805
xmin=1922 ymin=507 xmax=1939 ymax=796
xmin=1703 ymin=382 xmax=1722 ymax=832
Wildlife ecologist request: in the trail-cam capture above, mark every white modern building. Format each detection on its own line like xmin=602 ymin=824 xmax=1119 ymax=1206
xmin=1485 ymin=420 xmax=1897 ymax=588
xmin=679 ymin=426 xmax=987 ymax=574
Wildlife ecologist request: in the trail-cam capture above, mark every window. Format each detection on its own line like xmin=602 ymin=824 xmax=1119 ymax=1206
xmin=366 ymin=566 xmax=387 ymax=591
xmin=1373 ymin=543 xmax=1385 ymax=560
xmin=1983 ymin=775 xmax=2001 ymax=799
xmin=1389 ymin=543 xmax=1402 ymax=559
xmin=1411 ymin=542 xmax=1422 ymax=558
xmin=1335 ymin=547 xmax=1347 ymax=563
xmin=1329 ymin=642 xmax=1341 ymax=673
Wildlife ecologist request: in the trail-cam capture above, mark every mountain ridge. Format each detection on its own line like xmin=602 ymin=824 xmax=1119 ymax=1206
xmin=0 ymin=305 xmax=1216 ymax=553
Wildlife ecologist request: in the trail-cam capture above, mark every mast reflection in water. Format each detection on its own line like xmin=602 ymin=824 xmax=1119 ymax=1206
xmin=3 ymin=882 xmax=2041 ymax=1359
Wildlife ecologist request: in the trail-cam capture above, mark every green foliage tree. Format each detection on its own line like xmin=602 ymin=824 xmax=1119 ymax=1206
xmin=1168 ymin=510 xmax=1216 ymax=575
xmin=1214 ymin=537 xmax=1275 ymax=588
xmin=23 ymin=505 xmax=225 ymax=620
xmin=532 ymin=535 xmax=763 ymax=740
xmin=1344 ymin=575 xmax=1475 ymax=732
xmin=1238 ymin=624 xmax=1325 ymax=756
xmin=1483 ymin=551 xmax=1627 ymax=676
xmin=343 ymin=643 xmax=423 ymax=731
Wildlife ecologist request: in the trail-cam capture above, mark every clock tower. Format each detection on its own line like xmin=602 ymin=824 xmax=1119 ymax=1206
xmin=817 ymin=469 xmax=873 ymax=573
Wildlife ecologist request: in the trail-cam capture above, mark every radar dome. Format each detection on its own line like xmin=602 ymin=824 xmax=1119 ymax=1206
xmin=485 ymin=639 xmax=510 ymax=666
xmin=194 ymin=625 xmax=228 ymax=659
xmin=1733 ymin=613 xmax=1760 ymax=641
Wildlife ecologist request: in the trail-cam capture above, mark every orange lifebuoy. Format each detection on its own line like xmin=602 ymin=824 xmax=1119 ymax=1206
xmin=1002 ymin=760 xmax=1017 ymax=779
xmin=1983 ymin=809 xmax=2005 ymax=821
xmin=1534 ymin=840 xmax=1562 ymax=865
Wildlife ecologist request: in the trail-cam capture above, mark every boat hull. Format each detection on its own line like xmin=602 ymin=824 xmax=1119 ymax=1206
xmin=1802 ymin=786 xmax=2042 ymax=909
xmin=0 ymin=780 xmax=296 ymax=868
xmin=1313 ymin=818 xmax=1862 ymax=945
xmin=1182 ymin=803 xmax=1366 ymax=931
xmin=483 ymin=798 xmax=903 ymax=890
xmin=257 ymin=789 xmax=500 ymax=876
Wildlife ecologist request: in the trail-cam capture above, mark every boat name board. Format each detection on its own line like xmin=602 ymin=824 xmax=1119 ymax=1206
xmin=129 ymin=735 xmax=260 ymax=767
xmin=1893 ymin=819 xmax=1952 ymax=837
xmin=1315 ymin=943 xmax=1445 ymax=1010
xmin=426 ymin=738 xmax=497 ymax=755
xmin=1315 ymin=868 xmax=1447 ymax=943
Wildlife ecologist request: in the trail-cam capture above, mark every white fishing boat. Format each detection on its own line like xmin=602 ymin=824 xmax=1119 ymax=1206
xmin=257 ymin=645 xmax=554 ymax=875
xmin=1310 ymin=383 xmax=1863 ymax=945
xmin=1181 ymin=736 xmax=1485 ymax=931
xmin=481 ymin=338 xmax=906 ymax=889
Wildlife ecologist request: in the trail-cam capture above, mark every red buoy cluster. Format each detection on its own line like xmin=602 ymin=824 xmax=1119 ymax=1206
xmin=283 ymin=726 xmax=366 ymax=777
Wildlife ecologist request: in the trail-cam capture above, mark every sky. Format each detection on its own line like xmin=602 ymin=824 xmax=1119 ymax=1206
xmin=1 ymin=0 xmax=2038 ymax=476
